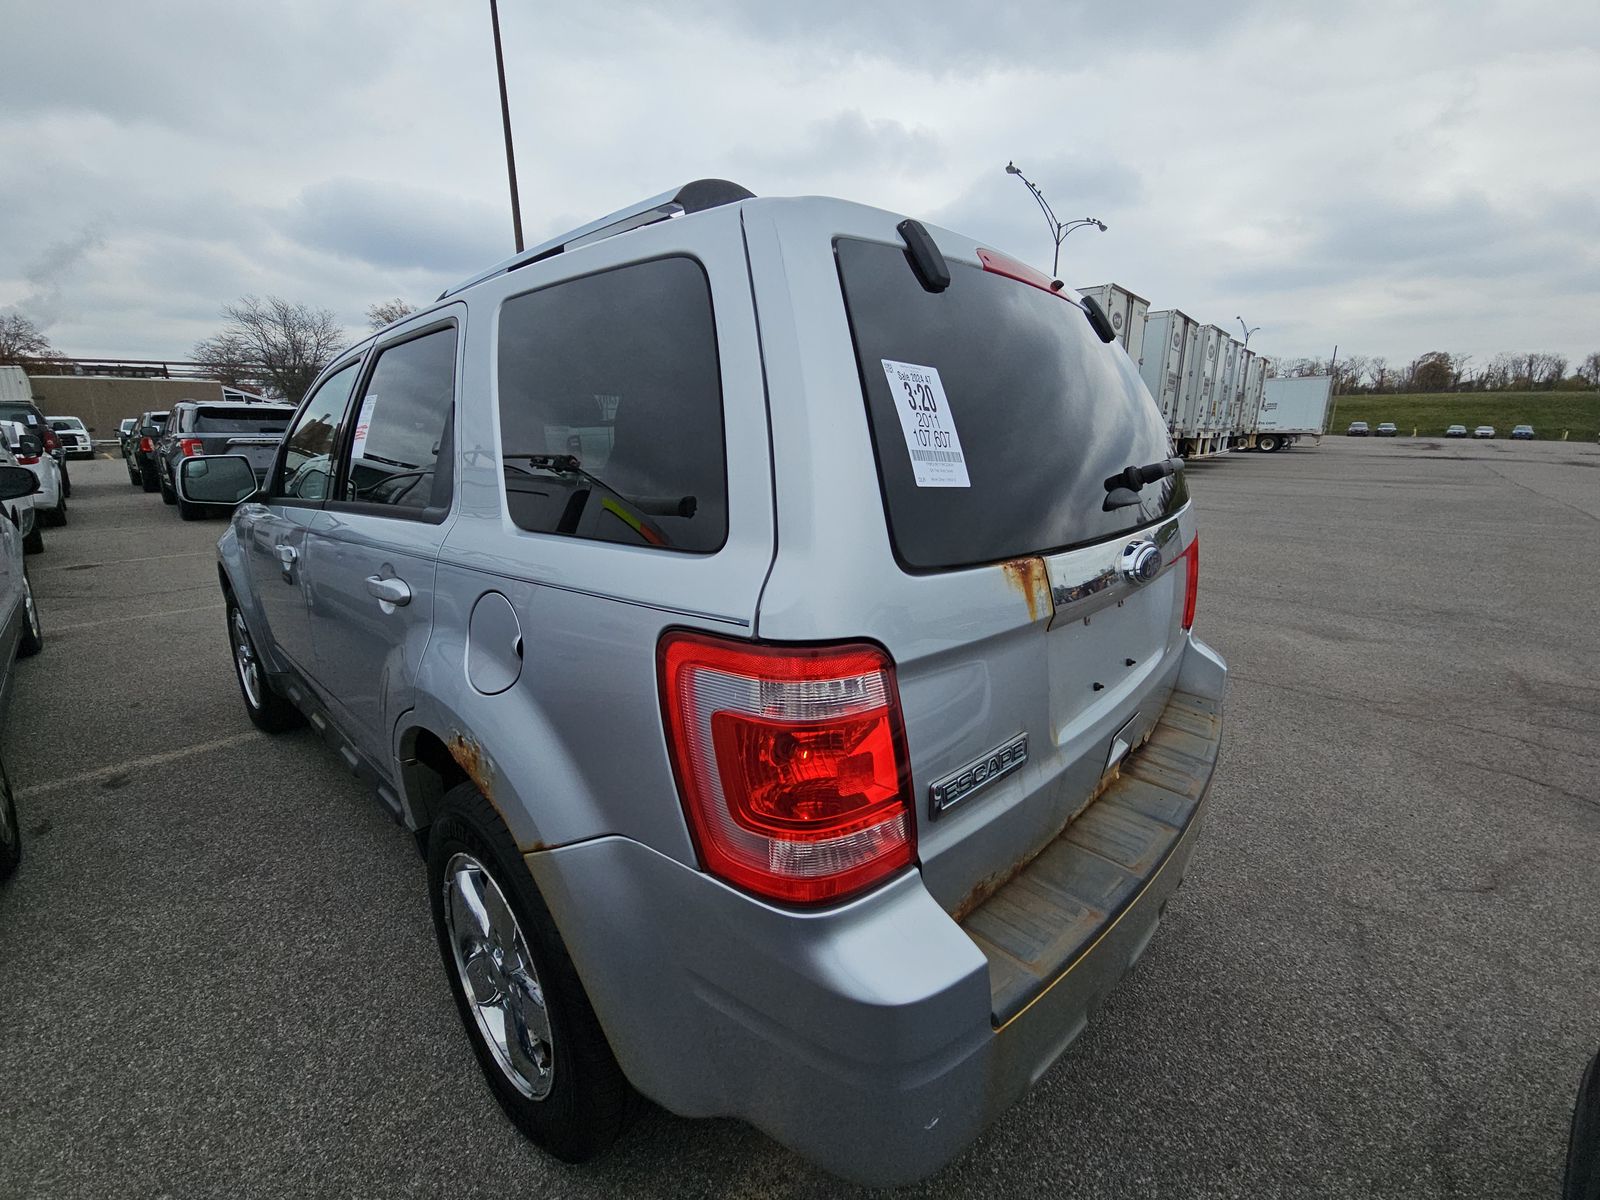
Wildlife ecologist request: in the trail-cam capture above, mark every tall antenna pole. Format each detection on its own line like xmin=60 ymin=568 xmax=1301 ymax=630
xmin=489 ymin=0 xmax=524 ymax=252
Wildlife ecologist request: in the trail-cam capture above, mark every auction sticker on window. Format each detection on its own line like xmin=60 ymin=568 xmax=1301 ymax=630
xmin=350 ymin=395 xmax=377 ymax=459
xmin=880 ymin=359 xmax=969 ymax=487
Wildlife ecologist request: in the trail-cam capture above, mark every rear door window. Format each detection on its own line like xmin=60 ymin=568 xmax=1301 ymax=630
xmin=835 ymin=237 xmax=1185 ymax=571
xmin=496 ymin=256 xmax=727 ymax=554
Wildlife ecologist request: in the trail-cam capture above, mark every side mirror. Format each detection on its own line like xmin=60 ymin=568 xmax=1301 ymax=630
xmin=177 ymin=454 xmax=259 ymax=507
xmin=0 ymin=465 xmax=40 ymax=501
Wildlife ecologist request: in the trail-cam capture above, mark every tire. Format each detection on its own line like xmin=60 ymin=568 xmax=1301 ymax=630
xmin=22 ymin=523 xmax=43 ymax=555
xmin=178 ymin=496 xmax=204 ymax=521
xmin=427 ymin=784 xmax=633 ymax=1163
xmin=140 ymin=463 xmax=159 ymax=493
xmin=127 ymin=459 xmax=141 ymax=485
xmin=225 ymin=596 xmax=303 ymax=733
xmin=0 ymin=759 xmax=19 ymax=882
xmin=1258 ymin=433 xmax=1280 ymax=453
xmin=1567 ymin=1048 xmax=1600 ymax=1200
xmin=59 ymin=461 xmax=70 ymax=499
xmin=42 ymin=492 xmax=67 ymax=528
xmin=160 ymin=468 xmax=177 ymax=505
xmin=17 ymin=572 xmax=42 ymax=658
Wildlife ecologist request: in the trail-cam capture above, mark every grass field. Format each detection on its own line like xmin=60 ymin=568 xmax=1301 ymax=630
xmin=1326 ymin=391 xmax=1600 ymax=440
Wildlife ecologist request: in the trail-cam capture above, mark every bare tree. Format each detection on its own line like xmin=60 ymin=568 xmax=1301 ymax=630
xmin=1367 ymin=356 xmax=1388 ymax=392
xmin=193 ymin=296 xmax=347 ymax=403
xmin=1580 ymin=352 xmax=1600 ymax=388
xmin=0 ymin=312 xmax=60 ymax=366
xmin=366 ymin=298 xmax=417 ymax=330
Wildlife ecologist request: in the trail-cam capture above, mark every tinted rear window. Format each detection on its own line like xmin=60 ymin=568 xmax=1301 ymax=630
xmin=496 ymin=256 xmax=727 ymax=554
xmin=191 ymin=406 xmax=292 ymax=434
xmin=835 ymin=237 xmax=1184 ymax=571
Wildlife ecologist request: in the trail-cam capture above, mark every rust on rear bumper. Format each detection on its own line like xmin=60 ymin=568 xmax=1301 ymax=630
xmin=958 ymin=689 xmax=1223 ymax=1026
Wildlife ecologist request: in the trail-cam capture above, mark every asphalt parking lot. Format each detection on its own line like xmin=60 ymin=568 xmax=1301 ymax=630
xmin=2 ymin=438 xmax=1598 ymax=1199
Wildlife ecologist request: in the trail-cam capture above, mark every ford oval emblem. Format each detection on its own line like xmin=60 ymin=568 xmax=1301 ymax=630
xmin=1120 ymin=540 xmax=1162 ymax=586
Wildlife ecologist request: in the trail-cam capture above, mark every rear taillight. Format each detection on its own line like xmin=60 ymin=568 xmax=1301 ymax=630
xmin=658 ymin=631 xmax=915 ymax=905
xmin=40 ymin=427 xmax=59 ymax=452
xmin=1179 ymin=535 xmax=1199 ymax=631
xmin=180 ymin=438 xmax=205 ymax=457
xmin=139 ymin=436 xmax=154 ymax=452
xmin=15 ymin=453 xmax=40 ymax=466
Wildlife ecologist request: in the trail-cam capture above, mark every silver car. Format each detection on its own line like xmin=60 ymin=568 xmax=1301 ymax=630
xmin=183 ymin=181 xmax=1226 ymax=1186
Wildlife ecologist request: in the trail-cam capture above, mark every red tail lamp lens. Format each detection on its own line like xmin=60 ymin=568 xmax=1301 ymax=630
xmin=1180 ymin=535 xmax=1199 ymax=630
xmin=139 ymin=436 xmax=154 ymax=452
xmin=658 ymin=632 xmax=915 ymax=905
xmin=179 ymin=438 xmax=204 ymax=457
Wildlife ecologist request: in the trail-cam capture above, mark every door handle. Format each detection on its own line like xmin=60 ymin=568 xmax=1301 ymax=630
xmin=275 ymin=543 xmax=297 ymax=581
xmin=366 ymin=575 xmax=412 ymax=608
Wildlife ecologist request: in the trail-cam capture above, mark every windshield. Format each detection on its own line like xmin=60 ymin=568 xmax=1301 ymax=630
xmin=51 ymin=419 xmax=85 ymax=431
xmin=835 ymin=237 xmax=1183 ymax=571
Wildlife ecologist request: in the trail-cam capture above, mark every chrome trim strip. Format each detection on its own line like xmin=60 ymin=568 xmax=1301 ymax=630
xmin=1044 ymin=516 xmax=1183 ymax=629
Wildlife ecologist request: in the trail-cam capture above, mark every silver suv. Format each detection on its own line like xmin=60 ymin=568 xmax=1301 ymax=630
xmin=183 ymin=180 xmax=1227 ymax=1187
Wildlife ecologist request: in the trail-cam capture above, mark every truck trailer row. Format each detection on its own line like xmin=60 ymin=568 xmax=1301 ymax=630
xmin=1076 ymin=283 xmax=1333 ymax=458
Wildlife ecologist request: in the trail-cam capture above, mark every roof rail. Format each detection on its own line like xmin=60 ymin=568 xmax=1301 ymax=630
xmin=438 ymin=178 xmax=755 ymax=300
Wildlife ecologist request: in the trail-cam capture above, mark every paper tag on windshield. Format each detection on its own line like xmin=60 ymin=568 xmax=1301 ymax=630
xmin=880 ymin=360 xmax=969 ymax=487
xmin=350 ymin=395 xmax=377 ymax=458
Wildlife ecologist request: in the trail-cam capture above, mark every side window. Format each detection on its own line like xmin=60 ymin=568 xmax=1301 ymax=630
xmin=496 ymin=256 xmax=727 ymax=554
xmin=272 ymin=361 xmax=361 ymax=502
xmin=340 ymin=325 xmax=457 ymax=514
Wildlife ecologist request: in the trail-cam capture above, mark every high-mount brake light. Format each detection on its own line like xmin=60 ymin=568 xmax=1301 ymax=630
xmin=1179 ymin=535 xmax=1200 ymax=631
xmin=658 ymin=631 xmax=915 ymax=905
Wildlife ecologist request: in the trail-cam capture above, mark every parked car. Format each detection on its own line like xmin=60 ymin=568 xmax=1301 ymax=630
xmin=1346 ymin=420 xmax=1370 ymax=436
xmin=1511 ymin=424 xmax=1535 ymax=440
xmin=0 ymin=401 xmax=69 ymax=499
xmin=0 ymin=461 xmax=44 ymax=883
xmin=127 ymin=410 xmax=170 ymax=490
xmin=1 ymin=421 xmax=63 ymax=541
xmin=1473 ymin=425 xmax=1496 ymax=439
xmin=1375 ymin=422 xmax=1398 ymax=437
xmin=118 ymin=417 xmax=137 ymax=454
xmin=182 ymin=182 xmax=1227 ymax=1188
xmin=154 ymin=399 xmax=295 ymax=519
xmin=47 ymin=416 xmax=95 ymax=459
xmin=1567 ymin=1046 xmax=1600 ymax=1200
xmin=1445 ymin=424 xmax=1468 ymax=437
xmin=0 ymin=428 xmax=44 ymax=555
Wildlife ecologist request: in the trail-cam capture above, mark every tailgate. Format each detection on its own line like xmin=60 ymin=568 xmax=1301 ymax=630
xmin=746 ymin=203 xmax=1200 ymax=916
xmin=220 ymin=436 xmax=282 ymax=474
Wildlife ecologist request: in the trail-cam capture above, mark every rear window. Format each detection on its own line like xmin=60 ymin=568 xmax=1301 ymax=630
xmin=496 ymin=256 xmax=727 ymax=554
xmin=191 ymin=406 xmax=292 ymax=435
xmin=835 ymin=237 xmax=1185 ymax=571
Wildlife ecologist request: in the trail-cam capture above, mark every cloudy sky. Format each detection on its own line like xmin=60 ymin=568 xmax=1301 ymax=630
xmin=1 ymin=0 xmax=1596 ymax=371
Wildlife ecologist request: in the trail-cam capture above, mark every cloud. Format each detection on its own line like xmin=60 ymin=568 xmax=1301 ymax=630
xmin=284 ymin=178 xmax=507 ymax=275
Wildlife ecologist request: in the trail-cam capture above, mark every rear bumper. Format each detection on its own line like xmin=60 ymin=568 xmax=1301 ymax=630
xmin=530 ymin=635 xmax=1226 ymax=1187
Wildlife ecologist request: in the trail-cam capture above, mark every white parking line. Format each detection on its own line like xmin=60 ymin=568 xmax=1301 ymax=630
xmin=52 ymin=603 xmax=225 ymax=632
xmin=21 ymin=733 xmax=259 ymax=797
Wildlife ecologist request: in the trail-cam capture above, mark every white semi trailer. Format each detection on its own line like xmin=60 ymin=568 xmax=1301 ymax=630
xmin=1248 ymin=374 xmax=1334 ymax=451
xmin=1076 ymin=282 xmax=1149 ymax=367
xmin=1139 ymin=309 xmax=1199 ymax=437
xmin=1176 ymin=325 xmax=1231 ymax=457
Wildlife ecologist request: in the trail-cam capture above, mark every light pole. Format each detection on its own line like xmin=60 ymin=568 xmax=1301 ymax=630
xmin=489 ymin=0 xmax=524 ymax=253
xmin=1004 ymin=161 xmax=1105 ymax=279
xmin=1237 ymin=317 xmax=1260 ymax=347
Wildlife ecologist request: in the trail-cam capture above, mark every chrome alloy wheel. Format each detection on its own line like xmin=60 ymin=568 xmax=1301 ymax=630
xmin=443 ymin=852 xmax=554 ymax=1100
xmin=229 ymin=606 xmax=263 ymax=709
